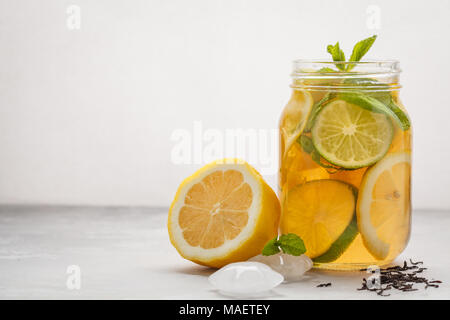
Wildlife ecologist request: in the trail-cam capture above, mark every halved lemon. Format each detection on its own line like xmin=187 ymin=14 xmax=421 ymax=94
xmin=357 ymin=152 xmax=411 ymax=260
xmin=280 ymin=90 xmax=313 ymax=158
xmin=280 ymin=180 xmax=356 ymax=258
xmin=311 ymin=99 xmax=393 ymax=169
xmin=168 ymin=159 xmax=280 ymax=268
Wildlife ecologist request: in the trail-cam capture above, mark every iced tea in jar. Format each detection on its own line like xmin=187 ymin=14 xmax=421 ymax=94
xmin=279 ymin=60 xmax=411 ymax=270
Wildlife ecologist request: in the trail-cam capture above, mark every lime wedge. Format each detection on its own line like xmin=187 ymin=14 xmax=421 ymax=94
xmin=311 ymin=99 xmax=393 ymax=169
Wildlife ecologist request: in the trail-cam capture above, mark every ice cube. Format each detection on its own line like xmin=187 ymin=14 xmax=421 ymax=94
xmin=208 ymin=261 xmax=284 ymax=297
xmin=249 ymin=253 xmax=313 ymax=282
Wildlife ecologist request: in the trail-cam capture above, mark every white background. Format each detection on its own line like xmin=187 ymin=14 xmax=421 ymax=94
xmin=0 ymin=0 xmax=449 ymax=209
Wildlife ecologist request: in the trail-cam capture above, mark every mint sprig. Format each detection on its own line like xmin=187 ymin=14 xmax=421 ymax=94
xmin=347 ymin=35 xmax=377 ymax=70
xmin=325 ymin=35 xmax=378 ymax=71
xmin=319 ymin=36 xmax=411 ymax=131
xmin=338 ymin=91 xmax=410 ymax=130
xmin=327 ymin=42 xmax=346 ymax=71
xmin=262 ymin=233 xmax=306 ymax=256
xmin=340 ymin=78 xmax=411 ymax=130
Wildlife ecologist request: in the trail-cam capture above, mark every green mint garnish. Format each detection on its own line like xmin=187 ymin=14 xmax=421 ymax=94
xmin=326 ymin=42 xmax=346 ymax=71
xmin=337 ymin=92 xmax=411 ymax=131
xmin=262 ymin=233 xmax=306 ymax=256
xmin=298 ymin=135 xmax=314 ymax=154
xmin=261 ymin=237 xmax=281 ymax=256
xmin=317 ymin=67 xmax=337 ymax=73
xmin=347 ymin=35 xmax=378 ymax=70
xmin=317 ymin=36 xmax=411 ymax=131
xmin=341 ymin=78 xmax=411 ymax=130
xmin=325 ymin=35 xmax=378 ymax=71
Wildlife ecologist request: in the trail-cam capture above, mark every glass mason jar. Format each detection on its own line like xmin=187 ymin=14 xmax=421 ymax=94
xmin=279 ymin=60 xmax=411 ymax=270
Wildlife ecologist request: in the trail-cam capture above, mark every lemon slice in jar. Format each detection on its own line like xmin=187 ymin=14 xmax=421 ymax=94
xmin=356 ymin=152 xmax=411 ymax=260
xmin=311 ymin=99 xmax=393 ymax=169
xmin=280 ymin=90 xmax=313 ymax=158
xmin=280 ymin=180 xmax=357 ymax=258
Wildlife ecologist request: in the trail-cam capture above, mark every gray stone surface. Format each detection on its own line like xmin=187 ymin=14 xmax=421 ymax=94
xmin=0 ymin=205 xmax=448 ymax=299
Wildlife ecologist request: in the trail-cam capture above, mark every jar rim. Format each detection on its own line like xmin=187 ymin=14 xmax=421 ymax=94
xmin=293 ymin=59 xmax=399 ymax=64
xmin=292 ymin=59 xmax=401 ymax=75
xmin=291 ymin=59 xmax=401 ymax=91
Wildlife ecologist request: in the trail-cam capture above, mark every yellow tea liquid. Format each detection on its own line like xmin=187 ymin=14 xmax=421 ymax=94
xmin=279 ymin=88 xmax=411 ymax=270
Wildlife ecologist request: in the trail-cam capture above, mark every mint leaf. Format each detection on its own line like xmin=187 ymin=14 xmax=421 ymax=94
xmin=317 ymin=67 xmax=337 ymax=73
xmin=341 ymin=78 xmax=410 ymax=130
xmin=262 ymin=234 xmax=306 ymax=256
xmin=278 ymin=234 xmax=306 ymax=256
xmin=343 ymin=77 xmax=392 ymax=104
xmin=386 ymin=99 xmax=411 ymax=130
xmin=343 ymin=77 xmax=387 ymax=87
xmin=327 ymin=42 xmax=346 ymax=71
xmin=347 ymin=35 xmax=377 ymax=71
xmin=338 ymin=91 xmax=392 ymax=114
xmin=338 ymin=91 xmax=410 ymax=130
xmin=262 ymin=236 xmax=281 ymax=256
xmin=349 ymin=35 xmax=377 ymax=62
xmin=299 ymin=135 xmax=314 ymax=154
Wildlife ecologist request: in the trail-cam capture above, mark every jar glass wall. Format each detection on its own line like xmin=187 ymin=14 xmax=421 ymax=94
xmin=279 ymin=60 xmax=411 ymax=270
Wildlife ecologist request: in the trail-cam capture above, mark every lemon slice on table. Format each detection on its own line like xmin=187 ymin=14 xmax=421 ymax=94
xmin=280 ymin=90 xmax=313 ymax=158
xmin=280 ymin=180 xmax=357 ymax=259
xmin=357 ymin=152 xmax=411 ymax=260
xmin=311 ymin=99 xmax=393 ymax=169
xmin=168 ymin=159 xmax=280 ymax=268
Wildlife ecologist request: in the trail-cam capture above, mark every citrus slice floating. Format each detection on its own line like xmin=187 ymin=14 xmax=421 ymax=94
xmin=280 ymin=180 xmax=356 ymax=258
xmin=357 ymin=152 xmax=411 ymax=260
xmin=168 ymin=159 xmax=280 ymax=268
xmin=280 ymin=90 xmax=313 ymax=158
xmin=313 ymin=216 xmax=358 ymax=263
xmin=311 ymin=99 xmax=393 ymax=169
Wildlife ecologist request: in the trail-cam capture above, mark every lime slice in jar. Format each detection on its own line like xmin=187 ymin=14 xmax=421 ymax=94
xmin=311 ymin=99 xmax=393 ymax=169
